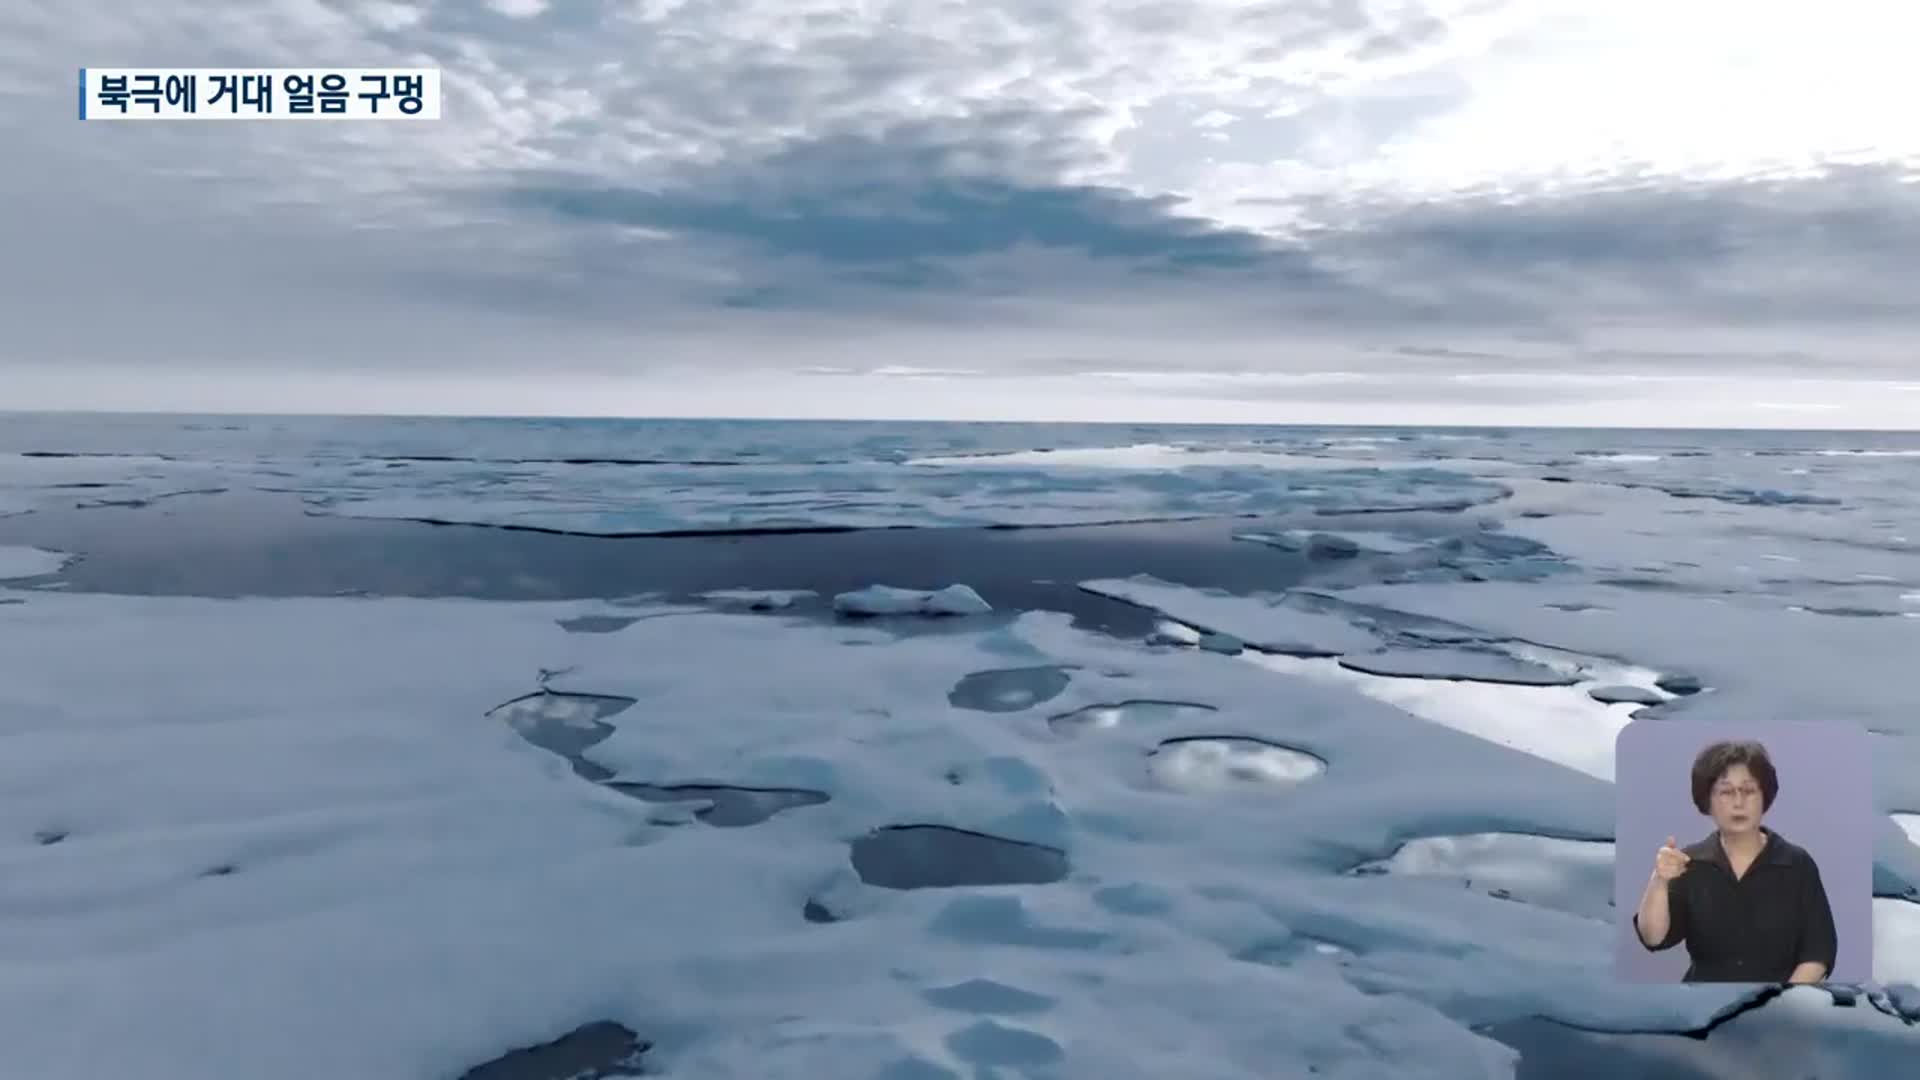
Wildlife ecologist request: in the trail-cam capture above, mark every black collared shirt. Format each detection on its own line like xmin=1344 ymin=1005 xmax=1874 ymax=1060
xmin=1634 ymin=827 xmax=1837 ymax=983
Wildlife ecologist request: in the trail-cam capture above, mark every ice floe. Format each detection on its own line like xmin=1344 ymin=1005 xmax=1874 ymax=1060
xmin=2 ymin=418 xmax=1916 ymax=1078
xmin=700 ymin=588 xmax=816 ymax=611
xmin=0 ymin=546 xmax=72 ymax=580
xmin=1350 ymin=832 xmax=1616 ymax=921
xmin=833 ymin=584 xmax=992 ymax=616
xmin=0 ymin=590 xmax=1827 ymax=1079
xmin=1081 ymin=576 xmax=1380 ymax=656
xmin=1234 ymin=528 xmax=1427 ymax=557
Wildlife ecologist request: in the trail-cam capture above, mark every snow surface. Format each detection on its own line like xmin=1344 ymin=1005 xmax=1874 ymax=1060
xmin=1352 ymin=833 xmax=1616 ymax=921
xmin=0 ymin=588 xmax=1846 ymax=1080
xmin=4 ymin=418 xmax=1918 ymax=1077
xmin=1080 ymin=576 xmax=1660 ymax=781
xmin=1145 ymin=737 xmax=1327 ymax=793
xmin=1082 ymin=576 xmax=1382 ymax=656
xmin=0 ymin=546 xmax=72 ymax=580
xmin=1896 ymin=813 xmax=1920 ymax=850
xmin=1876 ymin=900 xmax=1920 ymax=985
xmin=834 ymin=584 xmax=993 ymax=616
xmin=700 ymin=589 xmax=817 ymax=611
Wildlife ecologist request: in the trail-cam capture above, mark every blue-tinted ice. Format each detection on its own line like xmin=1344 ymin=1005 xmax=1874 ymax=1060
xmin=487 ymin=690 xmax=638 ymax=781
xmin=947 ymin=665 xmax=1073 ymax=712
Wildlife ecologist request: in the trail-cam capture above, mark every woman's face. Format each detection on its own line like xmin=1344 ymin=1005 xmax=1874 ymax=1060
xmin=1709 ymin=763 xmax=1765 ymax=835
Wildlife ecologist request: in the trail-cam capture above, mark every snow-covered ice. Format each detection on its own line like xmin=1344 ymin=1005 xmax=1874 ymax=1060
xmin=1075 ymin=576 xmax=1661 ymax=780
xmin=1145 ymin=737 xmax=1327 ymax=793
xmin=834 ymin=584 xmax=993 ymax=616
xmin=1336 ymin=647 xmax=1580 ymax=687
xmin=1352 ymin=833 xmax=1616 ymax=920
xmin=2 ymin=417 xmax=1917 ymax=1078
xmin=1081 ymin=576 xmax=1380 ymax=656
xmin=700 ymin=588 xmax=816 ymax=611
xmin=1896 ymin=813 xmax=1920 ymax=850
xmin=1235 ymin=528 xmax=1427 ymax=557
xmin=1046 ymin=700 xmax=1218 ymax=737
xmin=0 ymin=588 xmax=1846 ymax=1079
xmin=0 ymin=546 xmax=72 ymax=580
xmin=0 ymin=418 xmax=1530 ymax=536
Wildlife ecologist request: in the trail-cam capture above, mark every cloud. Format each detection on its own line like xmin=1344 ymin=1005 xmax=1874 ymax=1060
xmin=485 ymin=0 xmax=547 ymax=17
xmin=2 ymin=0 xmax=1918 ymax=425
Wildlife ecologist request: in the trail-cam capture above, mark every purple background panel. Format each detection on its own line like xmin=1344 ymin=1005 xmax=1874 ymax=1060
xmin=1613 ymin=717 xmax=1874 ymax=984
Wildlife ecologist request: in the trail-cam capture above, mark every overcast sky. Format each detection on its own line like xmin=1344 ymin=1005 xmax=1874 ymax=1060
xmin=3 ymin=0 xmax=1918 ymax=427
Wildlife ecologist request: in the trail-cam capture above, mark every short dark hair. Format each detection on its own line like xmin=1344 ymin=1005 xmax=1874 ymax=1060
xmin=1690 ymin=740 xmax=1779 ymax=813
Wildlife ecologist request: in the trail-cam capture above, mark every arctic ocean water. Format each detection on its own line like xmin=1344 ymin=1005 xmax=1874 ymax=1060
xmin=2 ymin=412 xmax=1918 ymax=1080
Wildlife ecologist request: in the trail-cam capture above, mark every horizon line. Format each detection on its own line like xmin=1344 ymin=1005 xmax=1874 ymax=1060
xmin=3 ymin=407 xmax=1918 ymax=435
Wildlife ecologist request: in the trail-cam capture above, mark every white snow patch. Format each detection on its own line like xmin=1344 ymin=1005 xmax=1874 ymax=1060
xmin=1081 ymin=577 xmax=1380 ymax=656
xmin=1146 ymin=738 xmax=1326 ymax=793
xmin=1147 ymin=620 xmax=1203 ymax=646
xmin=1245 ymin=652 xmax=1638 ymax=781
xmin=0 ymin=582 xmax=1887 ymax=1078
xmin=1080 ymin=578 xmax=1651 ymax=778
xmin=1583 ymin=454 xmax=1664 ymax=463
xmin=1876 ymin=899 xmax=1920 ymax=985
xmin=1894 ymin=814 xmax=1920 ymax=849
xmin=0 ymin=546 xmax=73 ymax=580
xmin=1357 ymin=832 xmax=1614 ymax=916
xmin=833 ymin=584 xmax=991 ymax=616
xmin=700 ymin=589 xmax=815 ymax=611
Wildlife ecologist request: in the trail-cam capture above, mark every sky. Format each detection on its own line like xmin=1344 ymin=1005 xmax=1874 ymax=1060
xmin=2 ymin=0 xmax=1918 ymax=427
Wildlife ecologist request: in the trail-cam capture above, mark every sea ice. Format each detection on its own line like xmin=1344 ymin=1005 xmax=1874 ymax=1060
xmin=1875 ymin=899 xmax=1920 ymax=984
xmin=1333 ymin=579 xmax=1920 ymax=881
xmin=1337 ymin=647 xmax=1581 ymax=687
xmin=1145 ymin=737 xmax=1327 ymax=793
xmin=1483 ymin=985 xmax=1920 ymax=1080
xmin=1 ymin=562 xmax=1913 ymax=1077
xmin=904 ymin=443 xmax=1423 ymax=472
xmin=834 ymin=584 xmax=992 ymax=616
xmin=700 ymin=589 xmax=816 ymax=611
xmin=279 ymin=452 xmax=1509 ymax=534
xmin=1080 ymin=576 xmax=1380 ymax=656
xmin=1074 ymin=577 xmax=1650 ymax=779
xmin=0 ymin=546 xmax=72 ymax=580
xmin=1046 ymin=700 xmax=1218 ymax=737
xmin=1234 ymin=529 xmax=1424 ymax=557
xmin=1896 ymin=814 xmax=1920 ymax=850
xmin=1351 ymin=833 xmax=1616 ymax=921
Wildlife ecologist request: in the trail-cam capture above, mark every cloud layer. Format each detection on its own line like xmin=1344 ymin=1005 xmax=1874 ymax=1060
xmin=3 ymin=0 xmax=1918 ymax=424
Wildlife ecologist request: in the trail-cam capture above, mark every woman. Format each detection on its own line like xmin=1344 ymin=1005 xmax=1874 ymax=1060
xmin=1633 ymin=739 xmax=1837 ymax=983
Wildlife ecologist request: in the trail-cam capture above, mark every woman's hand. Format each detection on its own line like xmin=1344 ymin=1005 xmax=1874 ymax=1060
xmin=1653 ymin=836 xmax=1691 ymax=881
